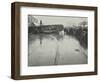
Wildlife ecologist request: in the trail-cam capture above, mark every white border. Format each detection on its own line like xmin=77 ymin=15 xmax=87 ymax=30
xmin=20 ymin=7 xmax=95 ymax=75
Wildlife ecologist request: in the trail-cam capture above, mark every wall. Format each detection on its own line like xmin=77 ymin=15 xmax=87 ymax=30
xmin=0 ymin=0 xmax=100 ymax=82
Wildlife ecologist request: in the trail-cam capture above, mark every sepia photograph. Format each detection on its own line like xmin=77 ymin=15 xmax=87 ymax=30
xmin=28 ymin=15 xmax=88 ymax=66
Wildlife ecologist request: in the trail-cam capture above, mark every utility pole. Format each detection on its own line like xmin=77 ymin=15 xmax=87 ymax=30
xmin=39 ymin=20 xmax=43 ymax=45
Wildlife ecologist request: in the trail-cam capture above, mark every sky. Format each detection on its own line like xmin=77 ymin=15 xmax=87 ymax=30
xmin=28 ymin=15 xmax=88 ymax=27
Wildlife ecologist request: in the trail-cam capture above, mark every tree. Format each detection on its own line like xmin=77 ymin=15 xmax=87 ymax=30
xmin=28 ymin=15 xmax=38 ymax=27
xmin=79 ymin=21 xmax=88 ymax=28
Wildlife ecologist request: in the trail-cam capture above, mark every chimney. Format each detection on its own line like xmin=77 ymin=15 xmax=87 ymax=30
xmin=40 ymin=20 xmax=42 ymax=26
